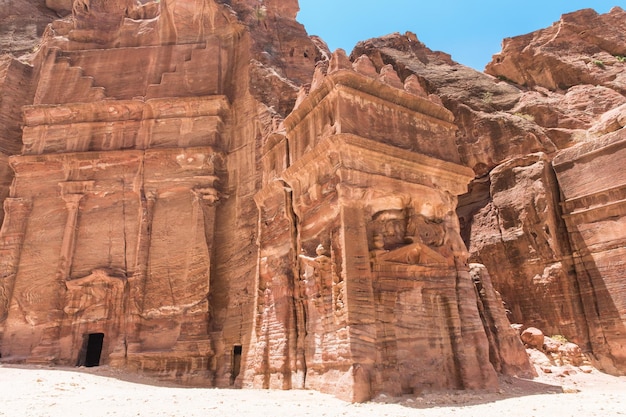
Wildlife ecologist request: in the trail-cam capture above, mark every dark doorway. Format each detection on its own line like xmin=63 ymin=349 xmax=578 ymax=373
xmin=231 ymin=345 xmax=242 ymax=384
xmin=77 ymin=333 xmax=104 ymax=367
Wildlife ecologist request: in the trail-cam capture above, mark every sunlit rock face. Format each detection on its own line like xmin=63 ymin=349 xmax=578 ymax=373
xmin=552 ymin=130 xmax=626 ymax=375
xmin=246 ymin=51 xmax=532 ymax=401
xmin=11 ymin=0 xmax=626 ymax=403
xmin=350 ymin=8 xmax=626 ymax=376
xmin=0 ymin=0 xmax=323 ymax=387
xmin=0 ymin=1 xmax=526 ymax=401
xmin=486 ymin=7 xmax=626 ymax=94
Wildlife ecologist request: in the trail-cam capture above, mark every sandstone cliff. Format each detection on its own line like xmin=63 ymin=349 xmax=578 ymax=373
xmin=0 ymin=0 xmax=624 ymax=403
xmin=351 ymin=7 xmax=626 ymax=375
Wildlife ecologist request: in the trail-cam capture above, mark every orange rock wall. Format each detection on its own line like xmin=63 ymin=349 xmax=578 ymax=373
xmin=15 ymin=0 xmax=626 ymax=403
xmin=553 ymin=131 xmax=626 ymax=373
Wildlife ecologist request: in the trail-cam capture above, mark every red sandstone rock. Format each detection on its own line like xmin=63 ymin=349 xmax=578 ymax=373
xmin=0 ymin=0 xmax=515 ymax=403
xmin=461 ymin=153 xmax=588 ymax=346
xmin=470 ymin=263 xmax=534 ymax=378
xmin=486 ymin=7 xmax=626 ymax=94
xmin=1 ymin=0 xmax=626 ymax=404
xmin=0 ymin=1 xmax=56 ymax=58
xmin=249 ymin=61 xmax=503 ymax=400
xmin=552 ymin=128 xmax=626 ymax=374
xmin=0 ymin=0 xmax=307 ymax=391
xmin=521 ymin=327 xmax=545 ymax=350
xmin=350 ymin=32 xmax=557 ymax=176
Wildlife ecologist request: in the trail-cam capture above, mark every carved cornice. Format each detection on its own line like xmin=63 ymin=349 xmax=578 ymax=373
xmin=23 ymin=95 xmax=230 ymax=127
xmin=281 ymin=133 xmax=474 ymax=198
xmin=284 ymin=70 xmax=455 ymax=131
xmin=10 ymin=150 xmax=145 ymax=176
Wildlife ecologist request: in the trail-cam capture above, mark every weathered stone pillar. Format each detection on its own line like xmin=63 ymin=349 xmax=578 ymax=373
xmin=247 ymin=180 xmax=298 ymax=390
xmin=122 ymin=189 xmax=157 ymax=364
xmin=29 ymin=181 xmax=93 ymax=362
xmin=176 ymin=182 xmax=219 ymax=342
xmin=193 ymin=183 xmax=220 ymax=277
xmin=0 ymin=198 xmax=32 ymax=324
xmin=336 ymin=202 xmax=376 ymax=402
xmin=136 ymin=190 xmax=157 ymax=305
xmin=56 ymin=193 xmax=85 ymax=281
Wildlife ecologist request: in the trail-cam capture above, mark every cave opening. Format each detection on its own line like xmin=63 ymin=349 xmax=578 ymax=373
xmin=77 ymin=333 xmax=104 ymax=367
xmin=231 ymin=344 xmax=242 ymax=384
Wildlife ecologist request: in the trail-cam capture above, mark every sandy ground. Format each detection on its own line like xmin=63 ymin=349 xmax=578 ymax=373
xmin=1 ymin=363 xmax=625 ymax=417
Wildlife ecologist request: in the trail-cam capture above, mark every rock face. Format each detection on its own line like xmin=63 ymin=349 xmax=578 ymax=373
xmin=483 ymin=7 xmax=626 ymax=375
xmin=350 ymin=7 xmax=626 ymax=377
xmin=486 ymin=8 xmax=626 ymax=94
xmin=552 ymin=130 xmax=626 ymax=374
xmin=0 ymin=0 xmax=532 ymax=402
xmin=246 ymin=50 xmax=527 ymax=401
xmin=0 ymin=0 xmax=57 ymax=58
xmin=1 ymin=0 xmax=624 ymax=403
xmin=0 ymin=0 xmax=319 ymax=387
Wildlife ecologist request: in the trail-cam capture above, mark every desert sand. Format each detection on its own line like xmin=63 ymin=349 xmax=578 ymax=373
xmin=1 ymin=363 xmax=625 ymax=417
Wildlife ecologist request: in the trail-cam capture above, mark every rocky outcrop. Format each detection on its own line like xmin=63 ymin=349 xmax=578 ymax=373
xmin=1 ymin=0 xmax=625 ymax=404
xmin=350 ymin=33 xmax=555 ymax=176
xmin=244 ymin=50 xmax=533 ymax=401
xmin=0 ymin=0 xmax=531 ymax=403
xmin=482 ymin=9 xmax=626 ymax=375
xmin=464 ymin=153 xmax=587 ymax=342
xmin=0 ymin=0 xmax=321 ymax=389
xmin=552 ymin=129 xmax=626 ymax=374
xmin=0 ymin=0 xmax=57 ymax=58
xmin=486 ymin=7 xmax=626 ymax=94
xmin=349 ymin=9 xmax=626 ymax=376
xmin=471 ymin=263 xmax=534 ymax=378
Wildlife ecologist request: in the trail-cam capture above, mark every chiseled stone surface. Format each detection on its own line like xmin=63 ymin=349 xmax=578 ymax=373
xmin=245 ymin=51 xmax=533 ymax=401
xmin=0 ymin=0 xmax=269 ymax=388
xmin=3 ymin=0 xmax=626 ymax=403
xmin=552 ymin=130 xmax=626 ymax=375
xmin=349 ymin=9 xmax=626 ymax=376
xmin=0 ymin=0 xmax=527 ymax=402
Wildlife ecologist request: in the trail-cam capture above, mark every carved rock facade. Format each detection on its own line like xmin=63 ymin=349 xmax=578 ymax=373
xmin=350 ymin=8 xmax=626 ymax=376
xmin=11 ymin=0 xmax=620 ymax=403
xmin=0 ymin=0 xmax=242 ymax=384
xmin=245 ymin=52 xmax=524 ymax=400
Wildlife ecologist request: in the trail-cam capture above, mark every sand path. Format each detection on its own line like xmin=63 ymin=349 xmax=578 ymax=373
xmin=1 ymin=364 xmax=625 ymax=417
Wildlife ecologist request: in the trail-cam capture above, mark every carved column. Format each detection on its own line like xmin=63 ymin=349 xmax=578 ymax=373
xmin=193 ymin=183 xmax=219 ymax=276
xmin=174 ymin=183 xmax=218 ymax=342
xmin=123 ymin=189 xmax=157 ymax=360
xmin=248 ymin=181 xmax=298 ymax=390
xmin=0 ymin=198 xmax=33 ymax=323
xmin=337 ymin=203 xmax=377 ymax=401
xmin=30 ymin=181 xmax=92 ymax=362
xmin=133 ymin=189 xmax=157 ymax=312
xmin=56 ymin=194 xmax=85 ymax=281
xmin=56 ymin=181 xmax=93 ymax=281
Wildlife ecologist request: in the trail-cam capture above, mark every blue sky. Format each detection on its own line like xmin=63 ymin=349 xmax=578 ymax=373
xmin=297 ymin=1 xmax=625 ymax=70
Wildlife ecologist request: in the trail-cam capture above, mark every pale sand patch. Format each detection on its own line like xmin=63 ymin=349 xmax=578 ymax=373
xmin=0 ymin=364 xmax=624 ymax=417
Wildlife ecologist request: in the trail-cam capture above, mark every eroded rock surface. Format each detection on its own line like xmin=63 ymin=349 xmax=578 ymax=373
xmin=486 ymin=7 xmax=626 ymax=93
xmin=245 ymin=50 xmax=531 ymax=400
xmin=0 ymin=0 xmax=625 ymax=403
xmin=0 ymin=0 xmax=57 ymax=58
xmin=0 ymin=0 xmax=321 ymax=389
xmin=0 ymin=0 xmax=529 ymax=402
xmin=349 ymin=9 xmax=626 ymax=376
